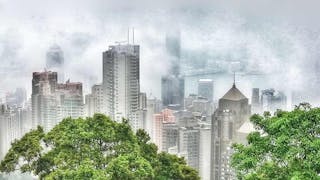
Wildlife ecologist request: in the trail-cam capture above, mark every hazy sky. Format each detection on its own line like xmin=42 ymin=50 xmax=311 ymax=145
xmin=1 ymin=0 xmax=320 ymax=103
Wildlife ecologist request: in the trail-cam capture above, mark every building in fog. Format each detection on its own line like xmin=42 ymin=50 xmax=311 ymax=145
xmin=153 ymin=108 xmax=176 ymax=150
xmin=32 ymin=71 xmax=84 ymax=131
xmin=85 ymin=84 xmax=103 ymax=117
xmin=46 ymin=44 xmax=64 ymax=82
xmin=31 ymin=71 xmax=58 ymax=131
xmin=261 ymin=89 xmax=287 ymax=113
xmin=211 ymin=82 xmax=250 ymax=180
xmin=251 ymin=88 xmax=261 ymax=114
xmin=56 ymin=80 xmax=84 ymax=121
xmin=146 ymin=97 xmax=162 ymax=142
xmin=199 ymin=122 xmax=211 ymax=180
xmin=102 ymin=44 xmax=142 ymax=131
xmin=161 ymin=29 xmax=185 ymax=108
xmin=161 ymin=76 xmax=185 ymax=107
xmin=0 ymin=105 xmax=22 ymax=160
xmin=198 ymin=79 xmax=214 ymax=102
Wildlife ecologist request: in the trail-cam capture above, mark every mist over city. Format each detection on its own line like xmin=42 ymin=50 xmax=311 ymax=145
xmin=1 ymin=0 xmax=320 ymax=180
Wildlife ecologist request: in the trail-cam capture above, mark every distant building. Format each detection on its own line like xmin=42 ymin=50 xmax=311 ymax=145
xmin=31 ymin=71 xmax=58 ymax=131
xmin=198 ymin=79 xmax=214 ymax=102
xmin=46 ymin=44 xmax=64 ymax=83
xmin=211 ymin=82 xmax=251 ymax=180
xmin=153 ymin=108 xmax=175 ymax=150
xmin=161 ymin=29 xmax=185 ymax=108
xmin=146 ymin=97 xmax=162 ymax=142
xmin=32 ymin=71 xmax=84 ymax=131
xmin=199 ymin=123 xmax=211 ymax=180
xmin=56 ymin=80 xmax=84 ymax=121
xmin=85 ymin=84 xmax=103 ymax=117
xmin=161 ymin=75 xmax=185 ymax=107
xmin=178 ymin=126 xmax=200 ymax=170
xmin=251 ymin=88 xmax=261 ymax=114
xmin=261 ymin=89 xmax=287 ymax=113
xmin=0 ymin=105 xmax=22 ymax=160
xmin=102 ymin=44 xmax=142 ymax=131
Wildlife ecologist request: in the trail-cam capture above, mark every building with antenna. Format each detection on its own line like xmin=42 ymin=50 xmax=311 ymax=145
xmin=102 ymin=31 xmax=143 ymax=131
xmin=210 ymin=77 xmax=251 ymax=180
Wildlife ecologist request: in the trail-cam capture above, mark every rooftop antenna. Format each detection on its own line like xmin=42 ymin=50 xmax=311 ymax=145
xmin=132 ymin=27 xmax=135 ymax=45
xmin=233 ymin=71 xmax=236 ymax=87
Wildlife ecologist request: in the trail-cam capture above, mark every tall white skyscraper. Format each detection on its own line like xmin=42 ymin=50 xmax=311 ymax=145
xmin=102 ymin=44 xmax=141 ymax=131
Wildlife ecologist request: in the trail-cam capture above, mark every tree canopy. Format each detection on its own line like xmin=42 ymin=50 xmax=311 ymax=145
xmin=232 ymin=103 xmax=320 ymax=180
xmin=0 ymin=114 xmax=199 ymax=180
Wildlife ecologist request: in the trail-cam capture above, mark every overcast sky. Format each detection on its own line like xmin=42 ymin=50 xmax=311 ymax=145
xmin=1 ymin=0 xmax=320 ymax=103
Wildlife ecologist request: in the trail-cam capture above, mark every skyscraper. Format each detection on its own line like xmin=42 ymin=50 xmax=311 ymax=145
xmin=56 ymin=80 xmax=84 ymax=121
xmin=251 ymin=88 xmax=261 ymax=114
xmin=198 ymin=79 xmax=214 ymax=102
xmin=102 ymin=44 xmax=141 ymax=131
xmin=31 ymin=71 xmax=58 ymax=131
xmin=161 ymin=29 xmax=185 ymax=108
xmin=210 ymin=82 xmax=250 ymax=180
xmin=261 ymin=89 xmax=287 ymax=113
xmin=46 ymin=44 xmax=64 ymax=83
xmin=161 ymin=75 xmax=185 ymax=106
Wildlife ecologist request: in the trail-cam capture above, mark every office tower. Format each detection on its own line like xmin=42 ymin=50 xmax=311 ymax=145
xmin=211 ymin=82 xmax=250 ymax=180
xmin=161 ymin=29 xmax=185 ymax=108
xmin=261 ymin=89 xmax=287 ymax=113
xmin=0 ymin=105 xmax=22 ymax=161
xmin=251 ymin=88 xmax=261 ymax=114
xmin=161 ymin=76 xmax=185 ymax=107
xmin=166 ymin=29 xmax=181 ymax=77
xmin=199 ymin=123 xmax=211 ymax=180
xmin=198 ymin=79 xmax=214 ymax=102
xmin=85 ymin=84 xmax=103 ymax=117
xmin=46 ymin=44 xmax=65 ymax=82
xmin=31 ymin=71 xmax=58 ymax=131
xmin=56 ymin=80 xmax=84 ymax=121
xmin=153 ymin=108 xmax=176 ymax=150
xmin=146 ymin=97 xmax=162 ymax=142
xmin=162 ymin=122 xmax=179 ymax=152
xmin=178 ymin=126 xmax=200 ymax=170
xmin=102 ymin=44 xmax=141 ymax=131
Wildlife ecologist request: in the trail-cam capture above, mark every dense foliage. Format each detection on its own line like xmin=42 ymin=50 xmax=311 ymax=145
xmin=232 ymin=103 xmax=320 ymax=180
xmin=0 ymin=114 xmax=199 ymax=180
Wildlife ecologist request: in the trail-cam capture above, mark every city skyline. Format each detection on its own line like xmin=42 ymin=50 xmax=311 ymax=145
xmin=1 ymin=0 xmax=320 ymax=105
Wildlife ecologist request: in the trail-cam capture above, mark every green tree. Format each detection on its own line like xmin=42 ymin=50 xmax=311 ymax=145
xmin=231 ymin=103 xmax=320 ymax=180
xmin=0 ymin=114 xmax=199 ymax=180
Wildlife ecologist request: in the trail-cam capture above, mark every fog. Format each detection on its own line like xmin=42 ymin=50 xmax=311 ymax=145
xmin=0 ymin=0 xmax=320 ymax=105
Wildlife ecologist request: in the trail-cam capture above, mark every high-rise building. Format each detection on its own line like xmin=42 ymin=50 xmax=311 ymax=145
xmin=31 ymin=71 xmax=58 ymax=131
xmin=153 ymin=108 xmax=176 ymax=150
xmin=85 ymin=84 xmax=103 ymax=117
xmin=178 ymin=126 xmax=200 ymax=170
xmin=46 ymin=44 xmax=64 ymax=82
xmin=161 ymin=75 xmax=185 ymax=107
xmin=261 ymin=89 xmax=287 ymax=113
xmin=102 ymin=44 xmax=141 ymax=131
xmin=56 ymin=80 xmax=84 ymax=121
xmin=146 ymin=97 xmax=162 ymax=142
xmin=199 ymin=122 xmax=211 ymax=180
xmin=161 ymin=29 xmax=185 ymax=108
xmin=198 ymin=79 xmax=214 ymax=102
xmin=166 ymin=29 xmax=181 ymax=77
xmin=251 ymin=88 xmax=261 ymax=114
xmin=0 ymin=105 xmax=22 ymax=160
xmin=210 ymin=82 xmax=250 ymax=180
